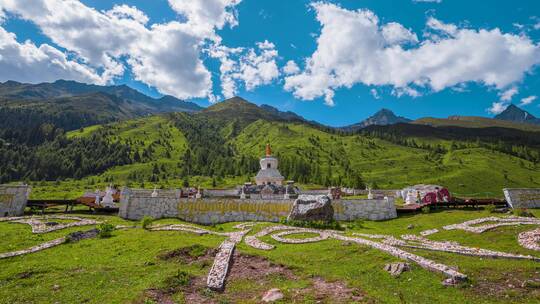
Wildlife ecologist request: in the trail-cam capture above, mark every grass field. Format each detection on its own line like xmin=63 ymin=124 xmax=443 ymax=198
xmin=1 ymin=209 xmax=540 ymax=303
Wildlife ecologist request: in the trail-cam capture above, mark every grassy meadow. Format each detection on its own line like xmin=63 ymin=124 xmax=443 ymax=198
xmin=1 ymin=209 xmax=540 ymax=303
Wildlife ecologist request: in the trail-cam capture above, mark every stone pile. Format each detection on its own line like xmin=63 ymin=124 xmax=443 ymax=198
xmin=333 ymin=234 xmax=468 ymax=281
xmin=443 ymin=216 xmax=540 ymax=234
xmin=0 ymin=237 xmax=66 ymax=259
xmin=518 ymin=228 xmax=540 ymax=252
xmin=207 ymin=240 xmax=236 ymax=291
xmin=270 ymin=229 xmax=331 ymax=244
xmin=244 ymin=225 xmax=291 ymax=250
xmin=1 ymin=215 xmax=99 ymax=233
xmin=149 ymin=224 xmax=210 ymax=235
xmin=399 ymin=234 xmax=540 ymax=261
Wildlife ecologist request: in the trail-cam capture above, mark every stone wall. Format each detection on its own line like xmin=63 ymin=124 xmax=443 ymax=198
xmin=119 ymin=188 xmax=398 ymax=224
xmin=300 ymin=189 xmax=329 ymax=196
xmin=334 ymin=198 xmax=397 ymax=221
xmin=503 ymin=188 xmax=540 ymax=209
xmin=205 ymin=189 xmax=239 ymax=197
xmin=0 ymin=185 xmax=30 ymax=217
xmin=118 ymin=188 xmax=181 ymax=219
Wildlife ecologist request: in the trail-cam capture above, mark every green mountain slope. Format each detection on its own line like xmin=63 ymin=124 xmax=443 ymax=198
xmin=56 ymin=103 xmax=540 ymax=199
xmin=4 ymin=97 xmax=540 ymax=199
xmin=414 ymin=116 xmax=540 ymax=132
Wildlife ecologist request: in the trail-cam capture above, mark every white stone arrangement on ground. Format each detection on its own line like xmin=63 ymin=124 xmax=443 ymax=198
xmin=0 ymin=215 xmax=101 ymax=259
xmin=2 ymin=216 xmax=540 ymax=289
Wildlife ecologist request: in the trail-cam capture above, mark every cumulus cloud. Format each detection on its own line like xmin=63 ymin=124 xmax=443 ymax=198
xmin=0 ymin=26 xmax=104 ymax=84
xmin=168 ymin=0 xmax=241 ymax=38
xmin=381 ymin=22 xmax=418 ymax=45
xmin=487 ymin=101 xmax=509 ymax=115
xmin=210 ymin=40 xmax=280 ymax=100
xmin=285 ymin=2 xmax=540 ymax=106
xmin=520 ymin=95 xmax=537 ymax=106
xmin=283 ymin=60 xmax=300 ymax=75
xmin=499 ymin=87 xmax=519 ymax=102
xmin=106 ymin=4 xmax=149 ymax=25
xmin=0 ymin=0 xmax=244 ymax=99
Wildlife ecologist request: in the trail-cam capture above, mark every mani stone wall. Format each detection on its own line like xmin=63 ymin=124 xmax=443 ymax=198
xmin=334 ymin=198 xmax=397 ymax=221
xmin=119 ymin=188 xmax=398 ymax=224
xmin=0 ymin=185 xmax=30 ymax=217
xmin=504 ymin=188 xmax=540 ymax=209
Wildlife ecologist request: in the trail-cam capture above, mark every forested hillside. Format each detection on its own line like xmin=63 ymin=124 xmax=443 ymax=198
xmin=2 ymin=96 xmax=540 ymax=198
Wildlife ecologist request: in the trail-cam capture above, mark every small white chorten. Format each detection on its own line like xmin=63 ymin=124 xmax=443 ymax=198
xmin=255 ymin=144 xmax=284 ymax=186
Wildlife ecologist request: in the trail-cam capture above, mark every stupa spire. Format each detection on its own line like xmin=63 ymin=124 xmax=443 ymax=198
xmin=266 ymin=143 xmax=272 ymax=157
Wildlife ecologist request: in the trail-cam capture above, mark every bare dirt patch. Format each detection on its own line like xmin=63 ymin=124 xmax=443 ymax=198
xmin=138 ymin=252 xmax=367 ymax=303
xmin=157 ymin=244 xmax=215 ymax=264
xmin=472 ymin=268 xmax=540 ymax=301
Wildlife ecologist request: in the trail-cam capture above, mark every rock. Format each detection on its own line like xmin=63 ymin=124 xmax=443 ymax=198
xmin=384 ymin=262 xmax=410 ymax=277
xmin=262 ymin=288 xmax=284 ymax=302
xmin=66 ymin=229 xmax=99 ymax=242
xmin=287 ymin=195 xmax=334 ymax=222
xmin=442 ymin=277 xmax=463 ymax=286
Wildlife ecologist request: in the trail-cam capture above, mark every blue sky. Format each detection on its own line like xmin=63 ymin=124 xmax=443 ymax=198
xmin=0 ymin=0 xmax=539 ymax=126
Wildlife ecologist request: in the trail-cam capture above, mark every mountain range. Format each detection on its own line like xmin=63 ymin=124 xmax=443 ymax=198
xmin=494 ymin=104 xmax=540 ymax=125
xmin=341 ymin=108 xmax=412 ymax=131
xmin=1 ymin=80 xmax=540 ymax=196
xmin=0 ymin=79 xmax=202 ymax=114
xmin=2 ymin=80 xmax=539 ymax=132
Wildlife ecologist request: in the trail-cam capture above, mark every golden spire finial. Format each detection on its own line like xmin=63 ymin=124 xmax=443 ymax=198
xmin=266 ymin=143 xmax=272 ymax=157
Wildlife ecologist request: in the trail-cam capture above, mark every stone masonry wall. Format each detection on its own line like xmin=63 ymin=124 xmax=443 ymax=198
xmin=119 ymin=188 xmax=398 ymax=224
xmin=504 ymin=188 xmax=540 ymax=209
xmin=334 ymin=198 xmax=397 ymax=221
xmin=0 ymin=185 xmax=30 ymax=217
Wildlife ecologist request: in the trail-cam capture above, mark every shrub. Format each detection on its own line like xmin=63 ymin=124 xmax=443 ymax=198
xmin=280 ymin=218 xmax=344 ymax=231
xmin=421 ymin=206 xmax=430 ymax=214
xmin=485 ymin=204 xmax=496 ymax=213
xmin=164 ymin=270 xmax=192 ymax=289
xmin=141 ymin=216 xmax=154 ymax=230
xmin=513 ymin=208 xmax=534 ymax=218
xmin=98 ymin=223 xmax=115 ymax=238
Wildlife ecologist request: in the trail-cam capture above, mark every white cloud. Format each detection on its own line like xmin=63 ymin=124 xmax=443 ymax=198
xmin=381 ymin=22 xmax=418 ymax=45
xmin=535 ymin=23 xmax=540 ymax=30
xmin=167 ymin=0 xmax=241 ymax=38
xmin=426 ymin=17 xmax=458 ymax=37
xmin=283 ymin=60 xmax=300 ymax=75
xmin=413 ymin=0 xmax=442 ymax=3
xmin=0 ymin=26 xmax=104 ymax=84
xmin=106 ymin=4 xmax=149 ymax=25
xmin=0 ymin=0 xmax=245 ymax=100
xmin=370 ymin=88 xmax=380 ymax=99
xmin=210 ymin=40 xmax=280 ymax=99
xmin=487 ymin=101 xmax=509 ymax=115
xmin=520 ymin=95 xmax=537 ymax=106
xmin=284 ymin=3 xmax=540 ymax=106
xmin=499 ymin=87 xmax=518 ymax=102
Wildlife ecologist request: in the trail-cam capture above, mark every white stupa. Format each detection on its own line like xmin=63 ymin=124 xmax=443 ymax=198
xmin=255 ymin=144 xmax=284 ymax=186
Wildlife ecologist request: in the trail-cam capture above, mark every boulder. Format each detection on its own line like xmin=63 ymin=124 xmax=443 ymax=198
xmin=287 ymin=195 xmax=334 ymax=222
xmin=384 ymin=262 xmax=410 ymax=277
xmin=262 ymin=288 xmax=284 ymax=302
